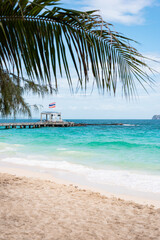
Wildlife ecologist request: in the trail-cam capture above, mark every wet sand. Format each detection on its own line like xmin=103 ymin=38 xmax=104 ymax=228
xmin=1 ymin=169 xmax=160 ymax=240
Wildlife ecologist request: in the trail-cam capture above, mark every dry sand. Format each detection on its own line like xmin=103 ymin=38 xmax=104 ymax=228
xmin=1 ymin=172 xmax=160 ymax=240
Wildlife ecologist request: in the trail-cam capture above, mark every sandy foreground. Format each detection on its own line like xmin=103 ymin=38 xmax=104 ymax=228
xmin=1 ymin=170 xmax=160 ymax=240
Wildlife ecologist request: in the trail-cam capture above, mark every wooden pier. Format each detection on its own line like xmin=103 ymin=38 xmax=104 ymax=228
xmin=0 ymin=121 xmax=75 ymax=129
xmin=0 ymin=110 xmax=126 ymax=130
xmin=0 ymin=121 xmax=127 ymax=129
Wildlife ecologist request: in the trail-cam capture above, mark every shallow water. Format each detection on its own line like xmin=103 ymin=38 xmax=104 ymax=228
xmin=0 ymin=119 xmax=160 ymax=194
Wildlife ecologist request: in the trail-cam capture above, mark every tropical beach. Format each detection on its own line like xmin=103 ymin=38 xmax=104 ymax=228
xmin=1 ymin=119 xmax=160 ymax=199
xmin=1 ymin=119 xmax=160 ymax=239
xmin=1 ymin=0 xmax=160 ymax=239
xmin=1 ymin=168 xmax=160 ymax=240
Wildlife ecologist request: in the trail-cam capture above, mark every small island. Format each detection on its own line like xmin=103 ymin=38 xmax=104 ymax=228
xmin=152 ymin=115 xmax=160 ymax=120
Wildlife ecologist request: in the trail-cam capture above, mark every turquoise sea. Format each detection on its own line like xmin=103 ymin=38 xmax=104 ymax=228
xmin=0 ymin=119 xmax=160 ymax=195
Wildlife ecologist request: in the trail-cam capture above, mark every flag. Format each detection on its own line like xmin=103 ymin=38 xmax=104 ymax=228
xmin=49 ymin=102 xmax=56 ymax=108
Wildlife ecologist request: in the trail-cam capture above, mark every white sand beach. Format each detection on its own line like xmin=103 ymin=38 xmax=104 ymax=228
xmin=1 ymin=166 xmax=160 ymax=240
xmin=1 ymin=0 xmax=160 ymax=239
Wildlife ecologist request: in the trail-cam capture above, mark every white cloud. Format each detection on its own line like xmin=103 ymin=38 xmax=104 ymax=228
xmin=80 ymin=0 xmax=155 ymax=25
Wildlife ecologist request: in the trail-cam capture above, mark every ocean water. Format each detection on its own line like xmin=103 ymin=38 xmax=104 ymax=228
xmin=0 ymin=119 xmax=160 ymax=195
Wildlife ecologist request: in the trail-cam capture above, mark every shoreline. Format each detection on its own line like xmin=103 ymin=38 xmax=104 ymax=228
xmin=1 ymin=164 xmax=160 ymax=208
xmin=1 ymin=168 xmax=160 ymax=240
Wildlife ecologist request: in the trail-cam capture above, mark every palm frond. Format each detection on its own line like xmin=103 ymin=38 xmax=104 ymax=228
xmin=0 ymin=0 xmax=155 ymax=115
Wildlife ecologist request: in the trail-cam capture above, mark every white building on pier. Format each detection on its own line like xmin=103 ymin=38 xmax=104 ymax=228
xmin=40 ymin=111 xmax=62 ymax=122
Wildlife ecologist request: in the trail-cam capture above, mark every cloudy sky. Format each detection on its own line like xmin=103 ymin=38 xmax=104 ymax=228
xmin=27 ymin=0 xmax=160 ymax=119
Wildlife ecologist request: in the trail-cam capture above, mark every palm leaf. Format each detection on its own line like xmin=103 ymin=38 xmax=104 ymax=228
xmin=0 ymin=0 xmax=154 ymax=115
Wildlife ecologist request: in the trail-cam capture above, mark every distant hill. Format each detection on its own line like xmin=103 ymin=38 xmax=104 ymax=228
xmin=152 ymin=115 xmax=160 ymax=120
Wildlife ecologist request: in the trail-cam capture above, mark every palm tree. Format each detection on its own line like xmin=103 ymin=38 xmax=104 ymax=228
xmin=0 ymin=0 xmax=153 ymax=116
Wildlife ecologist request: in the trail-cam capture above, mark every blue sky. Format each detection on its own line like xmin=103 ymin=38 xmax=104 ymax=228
xmin=27 ymin=0 xmax=160 ymax=119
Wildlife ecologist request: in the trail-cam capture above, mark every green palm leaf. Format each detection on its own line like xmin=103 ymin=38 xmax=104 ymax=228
xmin=0 ymin=0 xmax=154 ymax=116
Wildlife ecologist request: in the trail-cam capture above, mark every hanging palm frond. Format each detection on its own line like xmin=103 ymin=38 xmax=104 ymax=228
xmin=0 ymin=0 xmax=154 ymax=115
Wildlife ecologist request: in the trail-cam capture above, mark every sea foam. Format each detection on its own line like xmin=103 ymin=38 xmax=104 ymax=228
xmin=2 ymin=157 xmax=160 ymax=193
